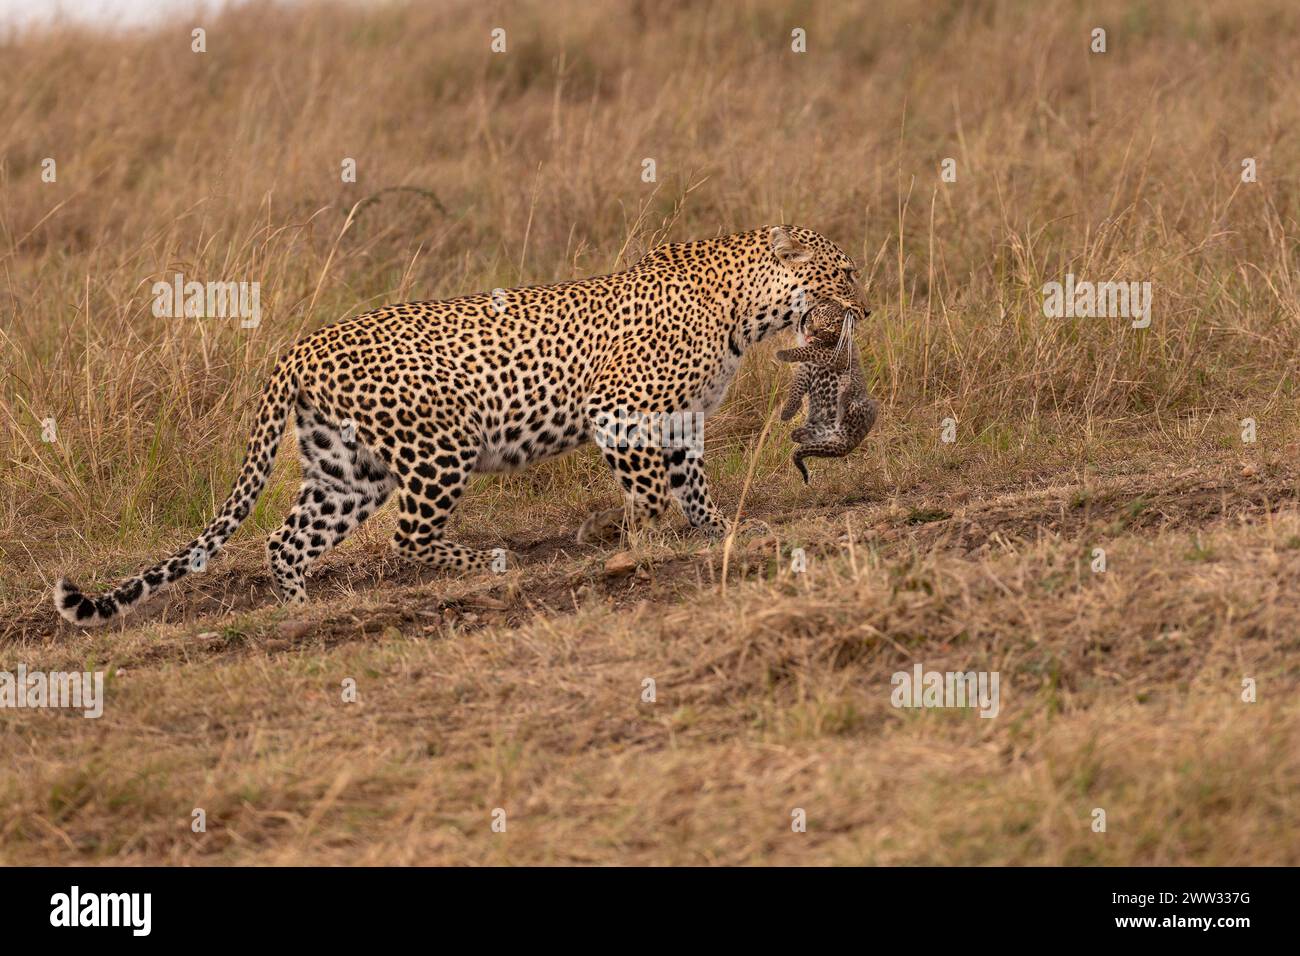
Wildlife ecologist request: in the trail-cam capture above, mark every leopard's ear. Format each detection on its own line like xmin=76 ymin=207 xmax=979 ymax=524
xmin=769 ymin=226 xmax=812 ymax=266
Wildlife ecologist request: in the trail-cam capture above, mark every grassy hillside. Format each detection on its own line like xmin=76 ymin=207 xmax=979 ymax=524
xmin=2 ymin=0 xmax=1298 ymax=864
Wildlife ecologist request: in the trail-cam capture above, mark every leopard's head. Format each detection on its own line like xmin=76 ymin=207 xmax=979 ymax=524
xmin=760 ymin=226 xmax=868 ymax=338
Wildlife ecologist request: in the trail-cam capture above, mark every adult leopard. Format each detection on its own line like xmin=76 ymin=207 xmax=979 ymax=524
xmin=55 ymin=225 xmax=865 ymax=625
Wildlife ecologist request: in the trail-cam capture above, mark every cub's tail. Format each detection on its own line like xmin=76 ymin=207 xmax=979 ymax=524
xmin=793 ymin=451 xmax=812 ymax=484
xmin=54 ymin=358 xmax=298 ymax=627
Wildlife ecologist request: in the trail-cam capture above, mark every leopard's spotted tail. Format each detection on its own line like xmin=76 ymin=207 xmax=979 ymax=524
xmin=54 ymin=358 xmax=299 ymax=627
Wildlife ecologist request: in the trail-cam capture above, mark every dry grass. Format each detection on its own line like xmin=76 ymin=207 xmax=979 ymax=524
xmin=4 ymin=451 xmax=1299 ymax=864
xmin=2 ymin=0 xmax=1300 ymax=864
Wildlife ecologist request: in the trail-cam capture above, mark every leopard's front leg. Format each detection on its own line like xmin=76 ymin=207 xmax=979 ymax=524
xmin=665 ymin=447 xmax=728 ymax=536
xmin=577 ymin=404 xmax=672 ymax=544
xmin=664 ymin=447 xmax=769 ymax=540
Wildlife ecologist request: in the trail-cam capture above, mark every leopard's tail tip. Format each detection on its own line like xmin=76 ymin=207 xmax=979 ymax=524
xmin=54 ymin=577 xmax=113 ymax=628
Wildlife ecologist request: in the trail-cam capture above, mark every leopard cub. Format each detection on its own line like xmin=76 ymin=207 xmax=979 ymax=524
xmin=777 ymin=302 xmax=879 ymax=483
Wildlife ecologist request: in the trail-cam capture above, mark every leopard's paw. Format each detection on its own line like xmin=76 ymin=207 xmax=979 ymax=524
xmin=576 ymin=508 xmax=625 ymax=544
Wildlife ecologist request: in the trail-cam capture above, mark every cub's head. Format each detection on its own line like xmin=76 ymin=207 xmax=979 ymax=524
xmin=800 ymin=301 xmax=854 ymax=345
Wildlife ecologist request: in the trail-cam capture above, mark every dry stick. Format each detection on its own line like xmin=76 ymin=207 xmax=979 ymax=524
xmin=613 ymin=179 xmax=665 ymax=270
xmin=925 ymin=187 xmax=936 ymax=400
xmin=845 ymin=511 xmax=859 ymax=579
xmin=297 ymin=768 xmax=353 ymax=848
xmin=307 ymin=202 xmax=360 ymax=318
xmin=720 ymin=389 xmax=781 ymax=596
xmin=519 ymin=162 xmax=543 ymax=278
xmin=396 ymin=243 xmax=426 ymax=302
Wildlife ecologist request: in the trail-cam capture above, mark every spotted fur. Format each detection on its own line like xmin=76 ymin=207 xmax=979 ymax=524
xmin=779 ymin=302 xmax=858 ymax=439
xmin=777 ymin=302 xmax=878 ymax=483
xmin=55 ymin=225 xmax=865 ymax=626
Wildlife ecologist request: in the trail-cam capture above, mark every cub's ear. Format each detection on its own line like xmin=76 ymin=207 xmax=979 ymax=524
xmin=769 ymin=226 xmax=812 ymax=266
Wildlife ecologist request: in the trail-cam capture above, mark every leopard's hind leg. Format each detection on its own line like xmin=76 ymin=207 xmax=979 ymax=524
xmin=267 ymin=401 xmax=397 ymax=603
xmin=388 ymin=434 xmax=509 ymax=572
